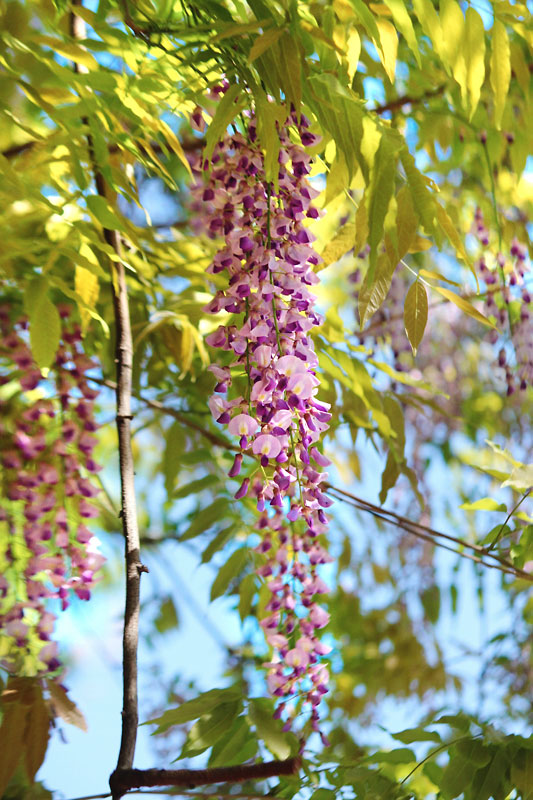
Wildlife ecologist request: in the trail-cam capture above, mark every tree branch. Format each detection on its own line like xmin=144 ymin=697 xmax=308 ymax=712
xmin=109 ymin=759 xmax=301 ymax=797
xmin=87 ymin=377 xmax=532 ymax=583
xmin=69 ymin=0 xmax=144 ymax=789
xmin=373 ymin=85 xmax=446 ymax=115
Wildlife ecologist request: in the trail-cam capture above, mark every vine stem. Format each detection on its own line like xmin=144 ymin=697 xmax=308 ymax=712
xmin=69 ymin=1 xmax=144 ymax=792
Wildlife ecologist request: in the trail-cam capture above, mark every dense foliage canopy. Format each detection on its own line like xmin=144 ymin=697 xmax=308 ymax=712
xmin=0 ymin=0 xmax=532 ymax=798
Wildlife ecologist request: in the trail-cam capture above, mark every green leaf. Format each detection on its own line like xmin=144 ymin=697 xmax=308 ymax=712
xmin=404 ymin=280 xmax=428 ymax=355
xmin=86 ymin=195 xmax=127 ymax=232
xmin=490 ymin=20 xmax=511 ymax=129
xmin=470 ymin=750 xmax=508 ymax=800
xmin=204 ymin=84 xmax=246 ymax=162
xmin=460 ymin=498 xmax=507 ymax=512
xmin=238 ymin=572 xmax=256 ymax=621
xmin=359 ymin=253 xmax=396 ymax=329
xmin=201 ymin=524 xmax=236 ymax=564
xmin=319 ymin=223 xmax=356 ymax=269
xmin=173 ymin=475 xmax=219 ymax=499
xmin=511 ymin=750 xmax=533 ymax=800
xmin=501 ymin=465 xmax=533 ymax=491
xmin=421 ymin=585 xmax=440 ymax=624
xmin=441 ymin=752 xmax=477 ymax=798
xmin=412 ymin=0 xmax=442 ymax=55
xmin=392 ymin=727 xmax=441 ymax=744
xmin=308 ymin=74 xmax=365 ymax=181
xmin=366 ymin=129 xmax=402 ymax=280
xmin=248 ymin=26 xmax=285 ymax=62
xmin=145 ymin=687 xmax=241 ymax=734
xmin=210 ymin=548 xmax=249 ymax=601
xmin=180 ymin=701 xmax=242 ymax=758
xmin=347 ymin=0 xmax=380 ymax=43
xmin=463 ymin=7 xmax=486 ymax=120
xmin=25 ymin=278 xmax=61 ymax=370
xmin=208 ymin=716 xmax=257 ymax=767
xmin=247 ymin=698 xmax=296 ymax=759
xmin=382 ymin=0 xmax=421 ymax=66
xmin=432 ymin=286 xmax=495 ymax=328
xmin=368 ymin=747 xmax=416 ymax=764
xmin=154 ymin=597 xmax=178 ymax=634
xmin=181 ymin=498 xmax=229 ymax=541
xmin=163 ymin=422 xmax=186 ymax=496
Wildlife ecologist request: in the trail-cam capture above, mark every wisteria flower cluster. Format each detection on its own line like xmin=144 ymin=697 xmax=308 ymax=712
xmin=191 ymin=95 xmax=332 ymax=741
xmin=0 ymin=304 xmax=105 ymax=675
xmin=472 ymin=208 xmax=533 ymax=393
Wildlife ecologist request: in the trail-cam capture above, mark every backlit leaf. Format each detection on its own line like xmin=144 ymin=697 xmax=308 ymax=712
xmin=432 ymin=286 xmax=495 ymax=328
xmin=248 ymin=697 xmax=296 ymax=759
xmin=463 ymin=7 xmax=486 ymax=119
xmin=490 ymin=20 xmax=511 ymax=129
xmin=404 ymin=280 xmax=428 ymax=355
xmin=205 ymin=84 xmax=245 ymax=161
xmin=146 ymin=687 xmax=241 ymax=733
xmin=46 ymin=681 xmax=88 ymax=731
xmin=248 ymin=26 xmax=284 ymax=61
xmin=376 ymin=19 xmax=398 ymax=83
xmin=382 ymin=0 xmax=421 ymax=65
xmin=26 ymin=278 xmax=61 ymax=370
xmin=320 ymin=222 xmax=356 ymax=269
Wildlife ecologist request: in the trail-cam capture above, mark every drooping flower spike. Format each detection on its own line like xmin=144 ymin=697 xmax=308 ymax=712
xmin=0 ymin=305 xmax=105 ymax=676
xmin=191 ymin=95 xmax=332 ymax=743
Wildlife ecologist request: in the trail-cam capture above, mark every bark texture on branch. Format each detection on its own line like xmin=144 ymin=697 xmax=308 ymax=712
xmin=69 ymin=0 xmax=144 ymax=788
xmin=109 ymin=758 xmax=301 ymax=796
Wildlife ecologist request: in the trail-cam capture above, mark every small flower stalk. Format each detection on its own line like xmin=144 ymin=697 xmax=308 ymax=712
xmin=0 ymin=305 xmax=105 ymax=676
xmin=192 ymin=95 xmax=332 ymax=742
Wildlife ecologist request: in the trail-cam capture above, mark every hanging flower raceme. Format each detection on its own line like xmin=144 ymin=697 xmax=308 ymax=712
xmin=0 ymin=304 xmax=105 ymax=676
xmin=472 ymin=210 xmax=533 ymax=393
xmin=192 ymin=97 xmax=332 ymax=742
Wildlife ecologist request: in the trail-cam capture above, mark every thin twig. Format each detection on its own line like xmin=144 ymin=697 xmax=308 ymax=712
xmin=326 ymin=485 xmax=533 ymax=582
xmin=88 ymin=376 xmax=532 ymax=583
xmin=485 ymin=488 xmax=532 ymax=553
xmin=70 ymin=0 xmax=144 ymax=790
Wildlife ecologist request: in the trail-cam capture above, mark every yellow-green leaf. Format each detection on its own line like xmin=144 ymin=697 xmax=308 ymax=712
xmin=413 ymin=0 xmax=442 ymax=55
xmin=86 ymin=195 xmax=127 ymax=233
xmin=320 ymin=222 xmax=356 ymax=269
xmin=47 ymin=681 xmax=88 ymax=731
xmin=435 ymin=203 xmax=476 ymax=284
xmin=439 ymin=0 xmax=465 ymax=78
xmin=490 ymin=20 xmax=511 ymax=129
xmin=204 ymin=84 xmax=245 ymax=162
xmin=0 ymin=680 xmax=29 ymax=796
xmin=404 ymin=280 xmax=428 ymax=355
xmin=359 ymin=252 xmax=396 ymax=329
xmin=376 ymin=18 xmax=398 ymax=83
xmin=463 ymin=7 xmax=486 ymax=119
xmin=277 ymin=33 xmax=302 ymax=115
xmin=26 ymin=278 xmax=61 ymax=370
xmin=383 ymin=0 xmax=421 ymax=65
xmin=248 ymin=26 xmax=285 ymax=61
xmin=432 ymin=285 xmax=496 ymax=327
xmin=395 ymin=185 xmax=419 ymax=260
xmin=75 ymin=265 xmax=99 ymax=334
xmin=460 ymin=498 xmax=507 ymax=511
xmin=24 ymin=686 xmax=50 ymax=783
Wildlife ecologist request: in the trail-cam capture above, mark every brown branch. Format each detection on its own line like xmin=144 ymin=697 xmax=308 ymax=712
xmin=87 ymin=376 xmax=532 ymax=583
xmin=109 ymin=759 xmax=301 ymax=797
xmin=326 ymin=484 xmax=533 ymax=582
xmin=1 ymin=134 xmax=204 ymax=162
xmin=69 ymin=0 xmax=144 ymax=789
xmin=373 ymin=85 xmax=446 ymax=115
